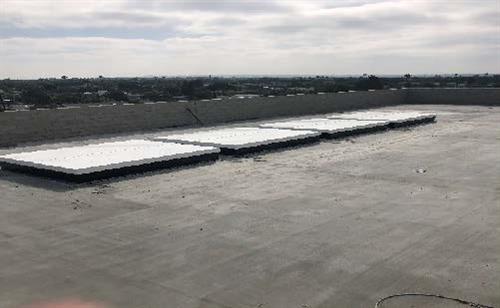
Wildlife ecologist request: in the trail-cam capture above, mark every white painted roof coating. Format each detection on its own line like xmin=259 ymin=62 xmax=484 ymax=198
xmin=260 ymin=118 xmax=388 ymax=132
xmin=0 ymin=139 xmax=219 ymax=174
xmin=328 ymin=110 xmax=436 ymax=123
xmin=155 ymin=127 xmax=320 ymax=149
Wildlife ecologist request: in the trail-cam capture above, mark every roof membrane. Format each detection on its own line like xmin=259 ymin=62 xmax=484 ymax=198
xmin=260 ymin=118 xmax=389 ymax=133
xmin=0 ymin=139 xmax=219 ymax=175
xmin=154 ymin=127 xmax=320 ymax=150
xmin=328 ymin=111 xmax=436 ymax=123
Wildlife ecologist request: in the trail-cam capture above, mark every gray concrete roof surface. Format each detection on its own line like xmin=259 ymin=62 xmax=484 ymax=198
xmin=0 ymin=104 xmax=498 ymax=308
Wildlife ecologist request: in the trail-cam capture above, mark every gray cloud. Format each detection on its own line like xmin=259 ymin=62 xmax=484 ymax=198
xmin=0 ymin=24 xmax=181 ymax=40
xmin=422 ymin=31 xmax=500 ymax=49
xmin=0 ymin=0 xmax=499 ymax=78
xmin=208 ymin=16 xmax=248 ymax=27
xmin=465 ymin=10 xmax=500 ymax=26
xmin=319 ymin=0 xmax=381 ymax=9
xmin=92 ymin=11 xmax=173 ymax=25
xmin=261 ymin=7 xmax=437 ymax=35
xmin=125 ymin=0 xmax=292 ymax=14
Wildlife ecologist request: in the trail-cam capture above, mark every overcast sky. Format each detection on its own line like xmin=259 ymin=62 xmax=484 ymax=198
xmin=1 ymin=0 xmax=499 ymax=78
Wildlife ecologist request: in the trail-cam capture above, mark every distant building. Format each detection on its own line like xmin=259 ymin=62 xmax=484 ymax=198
xmin=232 ymin=94 xmax=259 ymax=99
xmin=126 ymin=93 xmax=142 ymax=103
xmin=82 ymin=91 xmax=98 ymax=103
xmin=172 ymin=95 xmax=188 ymax=100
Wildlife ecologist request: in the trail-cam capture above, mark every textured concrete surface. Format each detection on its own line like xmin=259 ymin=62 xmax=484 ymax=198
xmin=0 ymin=105 xmax=499 ymax=308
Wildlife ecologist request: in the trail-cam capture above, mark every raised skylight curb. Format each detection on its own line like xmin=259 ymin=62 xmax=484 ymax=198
xmin=0 ymin=139 xmax=220 ymax=182
xmin=153 ymin=127 xmax=321 ymax=155
xmin=259 ymin=118 xmax=390 ymax=134
xmin=328 ymin=110 xmax=437 ymax=124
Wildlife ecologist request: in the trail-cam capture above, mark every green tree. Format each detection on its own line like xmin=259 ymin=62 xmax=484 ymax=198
xmin=21 ymin=87 xmax=55 ymax=107
xmin=107 ymin=90 xmax=128 ymax=102
xmin=0 ymin=92 xmax=5 ymax=111
xmin=356 ymin=75 xmax=383 ymax=90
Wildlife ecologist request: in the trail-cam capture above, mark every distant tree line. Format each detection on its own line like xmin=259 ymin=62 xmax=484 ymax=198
xmin=0 ymin=74 xmax=498 ymax=109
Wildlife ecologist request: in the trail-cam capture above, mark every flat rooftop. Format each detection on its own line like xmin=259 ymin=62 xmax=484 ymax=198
xmin=0 ymin=104 xmax=498 ymax=307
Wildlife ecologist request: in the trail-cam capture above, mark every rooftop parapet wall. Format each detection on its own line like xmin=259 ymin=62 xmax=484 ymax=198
xmin=406 ymin=88 xmax=500 ymax=106
xmin=0 ymin=90 xmax=403 ymax=147
xmin=1 ymin=88 xmax=499 ymax=148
